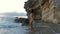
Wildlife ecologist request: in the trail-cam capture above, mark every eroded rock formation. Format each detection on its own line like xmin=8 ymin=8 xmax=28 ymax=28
xmin=24 ymin=0 xmax=60 ymax=23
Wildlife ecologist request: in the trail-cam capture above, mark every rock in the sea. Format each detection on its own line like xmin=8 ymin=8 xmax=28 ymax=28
xmin=14 ymin=17 xmax=29 ymax=26
xmin=14 ymin=17 xmax=19 ymax=23
xmin=19 ymin=18 xmax=29 ymax=26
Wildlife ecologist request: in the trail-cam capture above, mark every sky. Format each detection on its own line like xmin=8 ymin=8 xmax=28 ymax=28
xmin=0 ymin=0 xmax=27 ymax=13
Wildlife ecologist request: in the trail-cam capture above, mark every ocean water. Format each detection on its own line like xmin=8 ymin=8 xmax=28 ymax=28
xmin=0 ymin=17 xmax=60 ymax=34
xmin=0 ymin=17 xmax=29 ymax=34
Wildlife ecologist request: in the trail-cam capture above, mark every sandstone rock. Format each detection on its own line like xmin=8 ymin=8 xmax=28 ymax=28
xmin=24 ymin=0 xmax=60 ymax=23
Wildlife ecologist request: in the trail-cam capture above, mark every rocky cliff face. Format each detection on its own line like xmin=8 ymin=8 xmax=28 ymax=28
xmin=24 ymin=0 xmax=60 ymax=23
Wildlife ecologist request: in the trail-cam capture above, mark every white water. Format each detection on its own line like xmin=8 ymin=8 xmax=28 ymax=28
xmin=0 ymin=17 xmax=29 ymax=34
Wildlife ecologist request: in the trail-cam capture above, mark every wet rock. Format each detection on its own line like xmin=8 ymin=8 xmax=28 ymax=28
xmin=14 ymin=17 xmax=29 ymax=26
xmin=14 ymin=17 xmax=19 ymax=23
xmin=25 ymin=22 xmax=60 ymax=34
